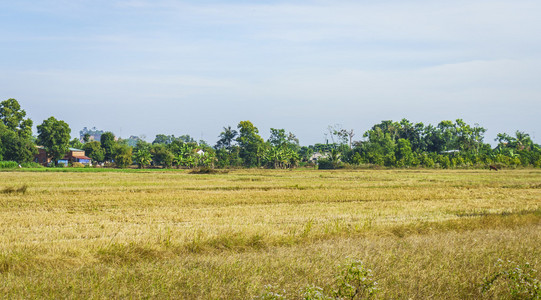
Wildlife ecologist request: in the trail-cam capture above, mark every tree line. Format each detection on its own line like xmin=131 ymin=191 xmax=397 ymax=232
xmin=1 ymin=98 xmax=540 ymax=169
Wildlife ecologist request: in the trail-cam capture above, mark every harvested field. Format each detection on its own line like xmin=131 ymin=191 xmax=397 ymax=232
xmin=1 ymin=169 xmax=540 ymax=298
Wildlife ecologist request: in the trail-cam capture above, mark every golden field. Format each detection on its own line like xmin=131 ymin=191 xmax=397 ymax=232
xmin=0 ymin=169 xmax=540 ymax=299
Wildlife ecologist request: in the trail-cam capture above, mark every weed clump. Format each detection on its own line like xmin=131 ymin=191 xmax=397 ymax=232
xmin=481 ymin=259 xmax=540 ymax=299
xmin=257 ymin=259 xmax=378 ymax=299
xmin=189 ymin=167 xmax=228 ymax=174
xmin=1 ymin=184 xmax=28 ymax=194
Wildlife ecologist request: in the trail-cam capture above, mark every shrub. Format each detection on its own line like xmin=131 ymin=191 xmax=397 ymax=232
xmin=317 ymin=159 xmax=342 ymax=170
xmin=0 ymin=161 xmax=19 ymax=169
xmin=334 ymin=259 xmax=378 ymax=299
xmin=257 ymin=259 xmax=378 ymax=299
xmin=71 ymin=162 xmax=85 ymax=168
xmin=20 ymin=162 xmax=43 ymax=168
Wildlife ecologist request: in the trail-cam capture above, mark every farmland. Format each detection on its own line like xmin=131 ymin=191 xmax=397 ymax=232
xmin=1 ymin=169 xmax=540 ymax=299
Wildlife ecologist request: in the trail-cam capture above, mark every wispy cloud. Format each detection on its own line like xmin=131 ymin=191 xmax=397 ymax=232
xmin=1 ymin=0 xmax=540 ymax=143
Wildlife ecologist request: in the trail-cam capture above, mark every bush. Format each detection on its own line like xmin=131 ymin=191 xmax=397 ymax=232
xmin=189 ymin=167 xmax=226 ymax=174
xmin=0 ymin=161 xmax=19 ymax=169
xmin=20 ymin=162 xmax=43 ymax=168
xmin=334 ymin=259 xmax=378 ymax=299
xmin=71 ymin=162 xmax=85 ymax=168
xmin=257 ymin=259 xmax=378 ymax=299
xmin=317 ymin=159 xmax=342 ymax=170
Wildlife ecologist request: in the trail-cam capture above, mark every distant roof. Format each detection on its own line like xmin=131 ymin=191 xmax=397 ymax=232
xmin=69 ymin=148 xmax=84 ymax=151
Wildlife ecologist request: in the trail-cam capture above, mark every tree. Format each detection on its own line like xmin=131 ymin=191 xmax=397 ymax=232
xmin=153 ymin=134 xmax=174 ymax=145
xmin=216 ymin=126 xmax=238 ymax=152
xmin=100 ymin=132 xmax=116 ymax=162
xmin=150 ymin=144 xmax=174 ymax=168
xmin=395 ymin=138 xmax=413 ymax=167
xmin=113 ymin=143 xmax=133 ymax=168
xmin=133 ymin=140 xmax=152 ymax=168
xmin=134 ymin=149 xmax=152 ymax=168
xmin=0 ymin=98 xmax=33 ymax=138
xmin=268 ymin=128 xmax=287 ymax=147
xmin=0 ymin=123 xmax=36 ymax=163
xmin=178 ymin=134 xmax=195 ymax=143
xmin=37 ymin=117 xmax=71 ymax=166
xmin=83 ymin=141 xmax=105 ymax=163
xmin=69 ymin=138 xmax=83 ymax=149
xmin=237 ymin=120 xmax=265 ymax=167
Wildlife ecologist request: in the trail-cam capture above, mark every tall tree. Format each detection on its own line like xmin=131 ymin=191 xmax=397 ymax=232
xmin=0 ymin=123 xmax=36 ymax=163
xmin=216 ymin=126 xmax=238 ymax=152
xmin=237 ymin=121 xmax=264 ymax=167
xmin=37 ymin=117 xmax=71 ymax=165
xmin=0 ymin=98 xmax=33 ymax=138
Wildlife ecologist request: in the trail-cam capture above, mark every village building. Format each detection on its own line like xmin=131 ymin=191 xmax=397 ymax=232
xmin=309 ymin=152 xmax=328 ymax=162
xmin=35 ymin=147 xmax=92 ymax=166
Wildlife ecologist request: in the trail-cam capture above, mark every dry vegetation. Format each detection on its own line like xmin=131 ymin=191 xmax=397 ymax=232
xmin=0 ymin=169 xmax=540 ymax=299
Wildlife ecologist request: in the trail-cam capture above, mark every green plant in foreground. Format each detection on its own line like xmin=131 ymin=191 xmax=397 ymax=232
xmin=300 ymin=285 xmax=333 ymax=300
xmin=481 ymin=259 xmax=540 ymax=299
xmin=257 ymin=260 xmax=378 ymax=299
xmin=333 ymin=259 xmax=378 ymax=299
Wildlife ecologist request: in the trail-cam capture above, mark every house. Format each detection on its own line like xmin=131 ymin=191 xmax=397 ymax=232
xmin=309 ymin=152 xmax=328 ymax=162
xmin=34 ymin=147 xmax=92 ymax=166
xmin=64 ymin=148 xmax=92 ymax=166
xmin=34 ymin=147 xmax=51 ymax=166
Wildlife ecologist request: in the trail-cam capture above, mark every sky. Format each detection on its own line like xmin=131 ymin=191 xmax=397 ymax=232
xmin=1 ymin=0 xmax=540 ymax=145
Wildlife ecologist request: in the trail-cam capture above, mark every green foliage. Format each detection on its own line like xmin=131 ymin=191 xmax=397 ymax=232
xmin=0 ymin=123 xmax=36 ymax=163
xmin=150 ymin=144 xmax=174 ymax=168
xmin=37 ymin=116 xmax=71 ymax=165
xmin=113 ymin=143 xmax=133 ymax=168
xmin=258 ymin=260 xmax=378 ymax=299
xmin=133 ymin=141 xmax=152 ymax=169
xmin=69 ymin=138 xmax=83 ymax=149
xmin=0 ymin=161 xmax=19 ymax=169
xmin=0 ymin=100 xmax=36 ymax=163
xmin=20 ymin=162 xmax=43 ymax=168
xmin=482 ymin=259 xmax=540 ymax=299
xmin=216 ymin=126 xmax=238 ymax=151
xmin=83 ymin=141 xmax=105 ymax=163
xmin=334 ymin=259 xmax=378 ymax=299
xmin=300 ymin=285 xmax=334 ymax=300
xmin=0 ymin=98 xmax=33 ymax=138
xmin=100 ymin=132 xmax=116 ymax=162
xmin=317 ymin=159 xmax=342 ymax=170
xmin=153 ymin=134 xmax=175 ymax=145
xmin=263 ymin=129 xmax=300 ymax=169
xmin=237 ymin=120 xmax=265 ymax=167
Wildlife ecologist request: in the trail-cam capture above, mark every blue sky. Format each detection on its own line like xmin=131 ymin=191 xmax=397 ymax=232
xmin=1 ymin=0 xmax=540 ymax=145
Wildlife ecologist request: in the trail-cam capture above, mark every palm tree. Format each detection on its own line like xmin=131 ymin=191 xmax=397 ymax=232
xmin=216 ymin=126 xmax=238 ymax=152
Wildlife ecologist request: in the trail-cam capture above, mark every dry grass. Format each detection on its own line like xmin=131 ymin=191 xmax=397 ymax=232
xmin=0 ymin=169 xmax=540 ymax=299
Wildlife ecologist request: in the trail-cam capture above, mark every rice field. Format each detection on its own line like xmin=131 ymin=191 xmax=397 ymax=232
xmin=1 ymin=169 xmax=540 ymax=299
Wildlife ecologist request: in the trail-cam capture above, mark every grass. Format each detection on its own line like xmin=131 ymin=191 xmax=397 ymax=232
xmin=0 ymin=169 xmax=540 ymax=299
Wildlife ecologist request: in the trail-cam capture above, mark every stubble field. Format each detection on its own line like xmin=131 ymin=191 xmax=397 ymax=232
xmin=1 ymin=169 xmax=540 ymax=299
